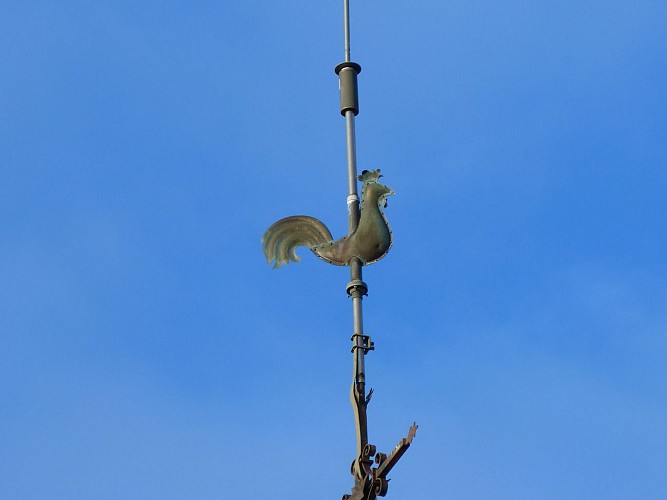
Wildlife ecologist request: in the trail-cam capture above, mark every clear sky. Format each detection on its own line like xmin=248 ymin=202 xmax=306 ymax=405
xmin=2 ymin=1 xmax=666 ymax=498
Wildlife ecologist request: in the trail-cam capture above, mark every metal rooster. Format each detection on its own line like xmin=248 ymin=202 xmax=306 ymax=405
xmin=262 ymin=169 xmax=394 ymax=268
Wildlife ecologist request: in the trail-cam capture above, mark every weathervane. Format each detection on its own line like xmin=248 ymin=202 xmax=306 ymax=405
xmin=262 ymin=2 xmax=416 ymax=498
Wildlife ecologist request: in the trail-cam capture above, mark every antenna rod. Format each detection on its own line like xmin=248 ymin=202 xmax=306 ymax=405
xmin=337 ymin=0 xmax=372 ymax=494
xmin=344 ymin=0 xmax=351 ymax=62
xmin=338 ymin=0 xmax=361 ymax=231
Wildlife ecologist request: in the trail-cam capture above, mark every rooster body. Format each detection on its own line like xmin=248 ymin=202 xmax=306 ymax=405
xmin=262 ymin=169 xmax=394 ymax=268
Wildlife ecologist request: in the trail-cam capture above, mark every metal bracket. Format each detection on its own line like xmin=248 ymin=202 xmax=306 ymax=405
xmin=342 ymin=423 xmax=418 ymax=499
xmin=350 ymin=333 xmax=374 ymax=353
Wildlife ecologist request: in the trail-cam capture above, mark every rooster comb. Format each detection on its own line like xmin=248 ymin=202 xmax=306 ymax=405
xmin=357 ymin=169 xmax=382 ymax=183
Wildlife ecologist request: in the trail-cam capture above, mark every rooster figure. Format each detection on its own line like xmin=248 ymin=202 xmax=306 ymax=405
xmin=262 ymin=169 xmax=394 ymax=268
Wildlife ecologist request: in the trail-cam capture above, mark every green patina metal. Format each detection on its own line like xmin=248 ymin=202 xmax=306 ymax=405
xmin=261 ymin=169 xmax=394 ymax=268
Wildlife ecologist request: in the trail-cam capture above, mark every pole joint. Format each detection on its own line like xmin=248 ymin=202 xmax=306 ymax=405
xmin=336 ymin=62 xmax=362 ymax=116
xmin=346 ymin=278 xmax=368 ymax=297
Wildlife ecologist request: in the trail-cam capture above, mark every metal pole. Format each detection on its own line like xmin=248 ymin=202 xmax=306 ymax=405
xmin=345 ymin=110 xmax=360 ymax=230
xmin=342 ymin=0 xmax=360 ymax=232
xmin=339 ymin=0 xmax=371 ymax=488
xmin=337 ymin=3 xmax=417 ymax=498
xmin=344 ymin=0 xmax=351 ymax=63
xmin=263 ymin=2 xmax=416 ymax=496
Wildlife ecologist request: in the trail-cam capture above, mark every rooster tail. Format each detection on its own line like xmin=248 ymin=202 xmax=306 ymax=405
xmin=262 ymin=215 xmax=334 ymax=268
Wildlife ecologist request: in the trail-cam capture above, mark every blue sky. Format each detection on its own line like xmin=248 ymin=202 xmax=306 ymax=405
xmin=1 ymin=1 xmax=666 ymax=498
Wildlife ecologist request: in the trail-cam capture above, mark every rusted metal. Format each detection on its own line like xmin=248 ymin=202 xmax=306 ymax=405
xmin=342 ymin=423 xmax=419 ymax=500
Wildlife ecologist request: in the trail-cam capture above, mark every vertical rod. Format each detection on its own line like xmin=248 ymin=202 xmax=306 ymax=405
xmin=343 ymin=0 xmax=358 ymax=231
xmin=341 ymin=0 xmax=369 ymax=478
xmin=343 ymin=0 xmax=351 ymax=62
xmin=345 ymin=110 xmax=360 ymax=232
xmin=350 ymin=258 xmax=367 ymax=463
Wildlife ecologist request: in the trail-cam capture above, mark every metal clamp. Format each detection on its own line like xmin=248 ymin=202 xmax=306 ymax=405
xmin=350 ymin=333 xmax=375 ymax=353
